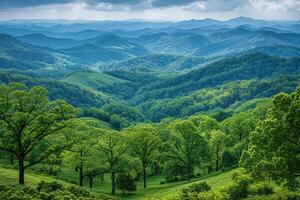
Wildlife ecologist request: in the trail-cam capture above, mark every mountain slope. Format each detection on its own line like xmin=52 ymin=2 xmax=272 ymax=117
xmin=0 ymin=33 xmax=77 ymax=74
xmin=100 ymin=54 xmax=208 ymax=71
xmin=60 ymin=34 xmax=150 ymax=64
xmin=62 ymin=71 xmax=128 ymax=91
xmin=18 ymin=33 xmax=78 ymax=49
xmin=135 ymin=53 xmax=300 ymax=102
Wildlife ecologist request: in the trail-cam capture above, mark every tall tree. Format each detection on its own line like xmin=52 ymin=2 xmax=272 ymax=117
xmin=241 ymin=88 xmax=300 ymax=190
xmin=210 ymin=130 xmax=227 ymax=171
xmin=97 ymin=130 xmax=129 ymax=194
xmin=128 ymin=124 xmax=161 ymax=188
xmin=165 ymin=120 xmax=210 ymax=181
xmin=0 ymin=83 xmax=76 ymax=184
xmin=65 ymin=120 xmax=101 ymax=187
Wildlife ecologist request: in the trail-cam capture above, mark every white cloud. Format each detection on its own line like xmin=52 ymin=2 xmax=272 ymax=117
xmin=0 ymin=0 xmax=299 ymax=21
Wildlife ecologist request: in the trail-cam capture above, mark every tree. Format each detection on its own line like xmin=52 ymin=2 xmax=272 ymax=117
xmin=165 ymin=120 xmax=210 ymax=181
xmin=97 ymin=130 xmax=129 ymax=194
xmin=65 ymin=120 xmax=101 ymax=187
xmin=241 ymin=88 xmax=300 ymax=190
xmin=128 ymin=124 xmax=161 ymax=188
xmin=209 ymin=130 xmax=227 ymax=171
xmin=0 ymin=83 xmax=76 ymax=184
xmin=116 ymin=173 xmax=137 ymax=194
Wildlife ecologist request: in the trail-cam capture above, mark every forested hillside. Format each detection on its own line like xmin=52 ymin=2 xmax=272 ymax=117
xmin=0 ymin=17 xmax=299 ymax=200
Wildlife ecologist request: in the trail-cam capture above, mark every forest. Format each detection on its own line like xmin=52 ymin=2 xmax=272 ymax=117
xmin=0 ymin=16 xmax=299 ymax=200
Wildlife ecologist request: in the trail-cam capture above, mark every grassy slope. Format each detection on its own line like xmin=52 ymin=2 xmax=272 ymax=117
xmin=57 ymin=167 xmax=235 ymax=199
xmin=79 ymin=117 xmax=113 ymax=129
xmin=0 ymin=166 xmax=114 ymax=199
xmin=62 ymin=71 xmax=128 ymax=91
xmin=0 ymin=165 xmax=235 ymax=200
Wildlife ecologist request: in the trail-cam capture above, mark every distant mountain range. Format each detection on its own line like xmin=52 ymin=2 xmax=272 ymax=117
xmin=0 ymin=17 xmax=300 ymax=76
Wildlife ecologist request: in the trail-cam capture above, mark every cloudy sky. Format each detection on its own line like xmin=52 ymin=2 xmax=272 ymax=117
xmin=0 ymin=0 xmax=299 ymax=21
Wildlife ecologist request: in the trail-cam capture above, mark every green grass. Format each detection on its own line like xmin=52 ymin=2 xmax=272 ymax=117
xmin=62 ymin=71 xmax=128 ymax=91
xmin=58 ymin=167 xmax=236 ymax=199
xmin=0 ymin=165 xmax=235 ymax=200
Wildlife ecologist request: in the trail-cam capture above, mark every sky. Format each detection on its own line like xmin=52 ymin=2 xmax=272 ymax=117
xmin=0 ymin=0 xmax=299 ymax=21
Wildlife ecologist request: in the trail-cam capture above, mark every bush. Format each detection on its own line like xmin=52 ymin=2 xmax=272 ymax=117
xmin=249 ymin=182 xmax=274 ymax=196
xmin=0 ymin=183 xmax=99 ymax=200
xmin=181 ymin=182 xmax=212 ymax=199
xmin=246 ymin=190 xmax=300 ymax=200
xmin=116 ymin=173 xmax=137 ymax=193
xmin=37 ymin=181 xmax=64 ymax=192
xmin=197 ymin=191 xmax=230 ymax=200
xmin=67 ymin=185 xmax=92 ymax=197
xmin=160 ymin=181 xmax=166 ymax=185
xmin=227 ymin=173 xmax=253 ymax=200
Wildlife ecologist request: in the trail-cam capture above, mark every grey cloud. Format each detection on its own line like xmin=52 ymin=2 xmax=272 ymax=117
xmin=0 ymin=0 xmax=73 ymax=8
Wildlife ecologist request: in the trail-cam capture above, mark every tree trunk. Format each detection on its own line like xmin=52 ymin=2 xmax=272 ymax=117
xmin=187 ymin=164 xmax=191 ymax=181
xmin=79 ymin=162 xmax=84 ymax=187
xmin=143 ymin=163 xmax=147 ymax=188
xmin=10 ymin=154 xmax=14 ymax=166
xmin=111 ymin=171 xmax=116 ymax=194
xmin=18 ymin=156 xmax=25 ymax=184
xmin=122 ymin=180 xmax=125 ymax=194
xmin=216 ymin=145 xmax=219 ymax=171
xmin=89 ymin=176 xmax=93 ymax=188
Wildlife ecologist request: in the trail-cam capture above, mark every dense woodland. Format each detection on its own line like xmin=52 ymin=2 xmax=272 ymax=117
xmin=0 ymin=17 xmax=299 ymax=199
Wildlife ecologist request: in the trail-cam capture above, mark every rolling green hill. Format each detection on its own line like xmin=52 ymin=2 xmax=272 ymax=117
xmin=0 ymin=165 xmax=235 ymax=200
xmin=100 ymin=54 xmax=209 ymax=72
xmin=0 ymin=33 xmax=80 ymax=75
xmin=17 ymin=33 xmax=78 ymax=49
xmin=62 ymin=71 xmax=128 ymax=91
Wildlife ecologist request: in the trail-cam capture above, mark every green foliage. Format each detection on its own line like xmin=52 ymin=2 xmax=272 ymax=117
xmin=181 ymin=181 xmax=211 ymax=199
xmin=0 ymin=71 xmax=110 ymax=108
xmin=0 ymin=182 xmax=100 ymax=200
xmin=249 ymin=182 xmax=274 ymax=196
xmin=116 ymin=173 xmax=137 ymax=193
xmin=37 ymin=181 xmax=64 ymax=192
xmin=78 ymin=107 xmax=110 ymax=123
xmin=0 ymin=82 xmax=76 ymax=184
xmin=227 ymin=171 xmax=253 ymax=200
xmin=62 ymin=71 xmax=128 ymax=91
xmin=139 ymin=76 xmax=299 ymax=121
xmin=127 ymin=123 xmax=161 ymax=188
xmin=164 ymin=120 xmax=211 ymax=181
xmin=240 ymin=86 xmax=300 ymax=190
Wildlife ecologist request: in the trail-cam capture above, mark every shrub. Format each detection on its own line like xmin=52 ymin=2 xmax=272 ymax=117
xmin=181 ymin=181 xmax=212 ymax=199
xmin=227 ymin=173 xmax=253 ymax=200
xmin=160 ymin=181 xmax=166 ymax=185
xmin=37 ymin=181 xmax=64 ymax=192
xmin=197 ymin=191 xmax=230 ymax=200
xmin=116 ymin=173 xmax=137 ymax=193
xmin=249 ymin=182 xmax=274 ymax=196
xmin=67 ymin=185 xmax=92 ymax=197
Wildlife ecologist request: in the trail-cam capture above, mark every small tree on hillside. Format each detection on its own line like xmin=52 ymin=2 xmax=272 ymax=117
xmin=165 ymin=120 xmax=211 ymax=181
xmin=127 ymin=123 xmax=161 ymax=189
xmin=97 ymin=130 xmax=129 ymax=194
